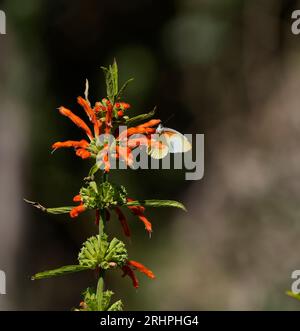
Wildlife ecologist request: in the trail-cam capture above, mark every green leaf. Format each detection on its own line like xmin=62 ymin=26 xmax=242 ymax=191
xmin=286 ymin=290 xmax=300 ymax=301
xmin=102 ymin=290 xmax=114 ymax=311
xmin=78 ymin=234 xmax=127 ymax=269
xmin=78 ymin=234 xmax=108 ymax=268
xmin=125 ymin=199 xmax=187 ymax=211
xmin=46 ymin=206 xmax=73 ymax=214
xmin=88 ymin=163 xmax=100 ymax=178
xmin=101 ymin=237 xmax=128 ymax=269
xmin=116 ymin=78 xmax=134 ymax=100
xmin=101 ymin=59 xmax=118 ymax=104
xmin=108 ymin=300 xmax=123 ymax=311
xmin=24 ymin=199 xmax=73 ymax=214
xmin=79 ymin=288 xmax=118 ymax=311
xmin=32 ymin=265 xmax=89 ymax=280
xmin=125 ymin=107 xmax=156 ymax=126
xmin=82 ymin=288 xmax=98 ymax=311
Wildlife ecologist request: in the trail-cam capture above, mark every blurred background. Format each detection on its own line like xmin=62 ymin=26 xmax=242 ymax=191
xmin=1 ymin=0 xmax=300 ymax=310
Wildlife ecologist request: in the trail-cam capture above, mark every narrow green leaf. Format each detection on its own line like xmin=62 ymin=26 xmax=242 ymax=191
xmin=125 ymin=106 xmax=156 ymax=126
xmin=116 ymin=78 xmax=134 ymax=100
xmin=24 ymin=199 xmax=73 ymax=214
xmin=125 ymin=199 xmax=187 ymax=211
xmin=101 ymin=60 xmax=119 ymax=104
xmin=110 ymin=59 xmax=118 ymax=97
xmin=32 ymin=265 xmax=90 ymax=280
xmin=88 ymin=163 xmax=99 ymax=179
xmin=46 ymin=206 xmax=73 ymax=214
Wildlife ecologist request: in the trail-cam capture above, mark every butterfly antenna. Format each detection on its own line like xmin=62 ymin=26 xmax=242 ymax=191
xmin=164 ymin=113 xmax=175 ymax=125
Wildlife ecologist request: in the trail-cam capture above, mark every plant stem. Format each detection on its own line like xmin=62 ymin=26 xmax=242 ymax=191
xmin=97 ymin=172 xmax=109 ymax=311
xmin=96 ymin=272 xmax=104 ymax=310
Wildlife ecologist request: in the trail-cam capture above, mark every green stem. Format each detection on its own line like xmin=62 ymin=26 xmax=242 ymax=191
xmin=96 ymin=272 xmax=104 ymax=311
xmin=97 ymin=172 xmax=109 ymax=311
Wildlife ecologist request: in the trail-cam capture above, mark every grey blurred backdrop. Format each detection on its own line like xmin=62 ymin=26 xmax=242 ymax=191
xmin=1 ymin=0 xmax=300 ymax=310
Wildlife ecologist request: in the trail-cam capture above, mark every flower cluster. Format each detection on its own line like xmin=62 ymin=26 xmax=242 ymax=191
xmin=69 ymin=181 xmax=153 ymax=235
xmin=52 ymin=94 xmax=162 ymax=172
xmin=26 ymin=61 xmax=186 ymax=311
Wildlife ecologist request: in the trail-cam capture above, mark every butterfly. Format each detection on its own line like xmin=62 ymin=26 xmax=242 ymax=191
xmin=148 ymin=123 xmax=192 ymax=159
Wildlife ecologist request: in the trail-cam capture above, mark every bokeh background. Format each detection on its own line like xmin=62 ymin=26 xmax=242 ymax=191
xmin=1 ymin=0 xmax=300 ymax=310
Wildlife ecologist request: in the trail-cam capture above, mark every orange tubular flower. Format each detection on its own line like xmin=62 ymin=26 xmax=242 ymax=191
xmin=77 ymin=96 xmax=102 ymax=137
xmin=127 ymin=136 xmax=149 ymax=149
xmin=126 ymin=197 xmax=152 ymax=233
xmin=122 ymin=265 xmax=139 ymax=288
xmin=126 ymin=127 xmax=156 ymax=137
xmin=58 ymin=106 xmax=94 ymax=140
xmin=122 ymin=260 xmax=155 ymax=289
xmin=76 ymin=148 xmax=91 ymax=159
xmin=77 ymin=96 xmax=95 ymax=121
xmin=70 ymin=194 xmax=86 ymax=218
xmin=127 ymin=197 xmax=145 ymax=212
xmin=120 ymin=102 xmax=131 ymax=110
xmin=73 ymin=194 xmax=82 ymax=202
xmin=114 ymin=207 xmax=131 ymax=237
xmin=116 ymin=119 xmax=160 ymax=141
xmin=52 ymin=140 xmax=89 ymax=150
xmin=115 ymin=145 xmax=133 ymax=167
xmin=127 ymin=260 xmax=155 ymax=279
xmin=70 ymin=204 xmax=86 ymax=218
xmin=137 ymin=119 xmax=161 ymax=128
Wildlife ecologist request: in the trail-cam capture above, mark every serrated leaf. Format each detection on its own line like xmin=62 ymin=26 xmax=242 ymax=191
xmin=32 ymin=265 xmax=89 ymax=280
xmin=111 ymin=59 xmax=118 ymax=96
xmin=82 ymin=288 xmax=98 ymax=311
xmin=102 ymin=290 xmax=114 ymax=311
xmin=78 ymin=234 xmax=127 ymax=270
xmin=125 ymin=199 xmax=187 ymax=211
xmin=125 ymin=107 xmax=156 ymax=126
xmin=108 ymin=300 xmax=123 ymax=311
xmin=101 ymin=59 xmax=118 ymax=104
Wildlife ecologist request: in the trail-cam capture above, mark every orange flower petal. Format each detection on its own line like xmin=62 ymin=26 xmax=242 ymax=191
xmin=52 ymin=140 xmax=89 ymax=150
xmin=58 ymin=106 xmax=93 ymax=140
xmin=115 ymin=207 xmax=131 ymax=237
xmin=77 ymin=96 xmax=95 ymax=122
xmin=137 ymin=119 xmax=161 ymax=128
xmin=76 ymin=148 xmax=91 ymax=159
xmin=137 ymin=214 xmax=152 ymax=233
xmin=73 ymin=194 xmax=82 ymax=202
xmin=128 ymin=260 xmax=155 ymax=279
xmin=127 ymin=198 xmax=145 ymax=213
xmin=70 ymin=204 xmax=86 ymax=218
xmin=122 ymin=265 xmax=139 ymax=288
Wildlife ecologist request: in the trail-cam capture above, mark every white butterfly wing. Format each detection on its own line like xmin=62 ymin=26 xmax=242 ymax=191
xmin=147 ymin=144 xmax=169 ymax=159
xmin=161 ymin=128 xmax=192 ymax=153
xmin=147 ymin=133 xmax=170 ymax=159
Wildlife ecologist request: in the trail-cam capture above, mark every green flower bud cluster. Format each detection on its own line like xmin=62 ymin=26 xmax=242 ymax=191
xmin=78 ymin=234 xmax=128 ymax=269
